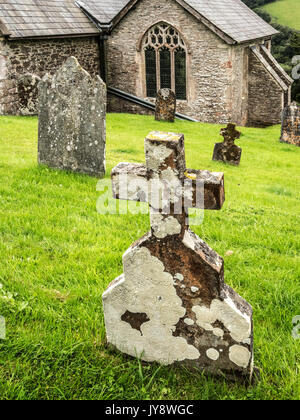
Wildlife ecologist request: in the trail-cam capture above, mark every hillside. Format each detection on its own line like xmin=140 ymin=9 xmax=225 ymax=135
xmin=263 ymin=0 xmax=300 ymax=30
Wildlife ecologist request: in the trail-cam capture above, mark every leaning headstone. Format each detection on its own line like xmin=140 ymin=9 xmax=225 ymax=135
xmin=213 ymin=123 xmax=242 ymax=166
xmin=103 ymin=131 xmax=255 ymax=381
xmin=18 ymin=74 xmax=41 ymax=115
xmin=280 ymin=102 xmax=300 ymax=147
xmin=155 ymin=88 xmax=176 ymax=122
xmin=38 ymin=56 xmax=106 ymax=177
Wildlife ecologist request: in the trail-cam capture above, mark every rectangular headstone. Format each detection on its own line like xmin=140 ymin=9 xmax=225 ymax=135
xmin=38 ymin=56 xmax=106 ymax=177
xmin=280 ymin=102 xmax=300 ymax=147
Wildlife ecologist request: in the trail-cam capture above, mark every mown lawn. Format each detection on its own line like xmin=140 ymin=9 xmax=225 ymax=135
xmin=0 ymin=114 xmax=299 ymax=400
xmin=263 ymin=0 xmax=300 ymax=30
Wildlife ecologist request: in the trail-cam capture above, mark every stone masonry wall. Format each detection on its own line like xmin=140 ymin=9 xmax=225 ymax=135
xmin=0 ymin=36 xmax=100 ymax=115
xmin=248 ymin=49 xmax=283 ymax=127
xmin=106 ymin=0 xmax=248 ymax=125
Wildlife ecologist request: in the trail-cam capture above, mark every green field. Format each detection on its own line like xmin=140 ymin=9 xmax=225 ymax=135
xmin=263 ymin=0 xmax=300 ymax=30
xmin=0 ymin=114 xmax=299 ymax=400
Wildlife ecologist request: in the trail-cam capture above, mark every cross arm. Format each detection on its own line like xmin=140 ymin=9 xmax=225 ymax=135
xmin=112 ymin=163 xmax=225 ymax=210
xmin=111 ymin=163 xmax=148 ymax=203
xmin=185 ymin=169 xmax=225 ymax=210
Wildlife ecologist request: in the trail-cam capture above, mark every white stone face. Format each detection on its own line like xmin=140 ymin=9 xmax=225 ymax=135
xmin=145 ymin=142 xmax=173 ymax=171
xmin=213 ymin=328 xmax=224 ymax=338
xmin=206 ymin=348 xmax=220 ymax=361
xmin=229 ymin=345 xmax=251 ymax=368
xmin=174 ymin=273 xmax=184 ymax=282
xmin=103 ymin=246 xmax=200 ymax=365
xmin=0 ymin=55 xmax=7 ymax=79
xmin=150 ymin=213 xmax=181 ymax=239
xmin=184 ymin=318 xmax=195 ymax=326
xmin=183 ymin=230 xmax=196 ymax=251
xmin=192 ymin=295 xmax=251 ymax=343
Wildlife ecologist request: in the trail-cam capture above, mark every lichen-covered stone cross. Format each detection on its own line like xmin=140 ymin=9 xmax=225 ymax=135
xmin=103 ymin=131 xmax=254 ymax=381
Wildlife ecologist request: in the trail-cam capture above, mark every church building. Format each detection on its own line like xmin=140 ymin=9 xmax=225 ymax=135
xmin=0 ymin=0 xmax=294 ymax=126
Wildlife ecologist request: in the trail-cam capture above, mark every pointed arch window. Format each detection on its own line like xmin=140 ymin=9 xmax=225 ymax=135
xmin=143 ymin=23 xmax=187 ymax=100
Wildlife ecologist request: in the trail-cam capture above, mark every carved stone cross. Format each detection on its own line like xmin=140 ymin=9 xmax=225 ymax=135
xmin=213 ymin=123 xmax=242 ymax=166
xmin=103 ymin=131 xmax=254 ymax=381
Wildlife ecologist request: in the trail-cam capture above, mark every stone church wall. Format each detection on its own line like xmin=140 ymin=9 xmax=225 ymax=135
xmin=106 ymin=0 xmax=244 ymax=125
xmin=248 ymin=49 xmax=283 ymax=127
xmin=0 ymin=36 xmax=100 ymax=115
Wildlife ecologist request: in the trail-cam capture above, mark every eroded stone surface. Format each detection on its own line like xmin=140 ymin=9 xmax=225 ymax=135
xmin=280 ymin=102 xmax=300 ymax=147
xmin=17 ymin=73 xmax=41 ymax=115
xmin=38 ymin=56 xmax=106 ymax=177
xmin=213 ymin=123 xmax=242 ymax=166
xmin=103 ymin=131 xmax=254 ymax=381
xmin=155 ymin=89 xmax=176 ymax=122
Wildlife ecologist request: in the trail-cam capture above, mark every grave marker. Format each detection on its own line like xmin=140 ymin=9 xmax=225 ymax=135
xmin=155 ymin=88 xmax=176 ymax=122
xmin=213 ymin=123 xmax=242 ymax=166
xmin=103 ymin=131 xmax=255 ymax=381
xmin=280 ymin=102 xmax=300 ymax=147
xmin=38 ymin=57 xmax=106 ymax=177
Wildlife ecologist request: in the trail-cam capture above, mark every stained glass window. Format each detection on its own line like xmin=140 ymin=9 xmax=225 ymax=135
xmin=143 ymin=23 xmax=187 ymax=100
xmin=145 ymin=46 xmax=157 ymax=98
xmin=160 ymin=47 xmax=171 ymax=90
xmin=175 ymin=48 xmax=186 ymax=100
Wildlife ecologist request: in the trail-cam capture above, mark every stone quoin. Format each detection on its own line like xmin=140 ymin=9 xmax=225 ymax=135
xmin=38 ymin=57 xmax=106 ymax=178
xmin=102 ymin=130 xmax=255 ymax=381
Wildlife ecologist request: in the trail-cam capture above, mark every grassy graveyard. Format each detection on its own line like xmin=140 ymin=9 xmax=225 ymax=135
xmin=0 ymin=113 xmax=299 ymax=400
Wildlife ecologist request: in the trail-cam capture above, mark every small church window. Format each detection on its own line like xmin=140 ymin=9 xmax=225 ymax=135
xmin=143 ymin=23 xmax=187 ymax=100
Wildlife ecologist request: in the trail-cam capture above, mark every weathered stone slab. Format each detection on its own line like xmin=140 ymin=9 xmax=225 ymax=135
xmin=103 ymin=131 xmax=255 ymax=381
xmin=280 ymin=102 xmax=300 ymax=147
xmin=155 ymin=88 xmax=176 ymax=122
xmin=213 ymin=123 xmax=242 ymax=166
xmin=18 ymin=74 xmax=41 ymax=115
xmin=38 ymin=56 xmax=106 ymax=177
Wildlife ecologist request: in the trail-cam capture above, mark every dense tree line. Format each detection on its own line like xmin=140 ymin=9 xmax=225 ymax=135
xmin=242 ymin=0 xmax=300 ymax=102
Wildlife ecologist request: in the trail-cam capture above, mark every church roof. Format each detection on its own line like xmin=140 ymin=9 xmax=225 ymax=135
xmin=77 ymin=0 xmax=279 ymax=44
xmin=0 ymin=0 xmax=279 ymax=43
xmin=0 ymin=0 xmax=99 ymax=38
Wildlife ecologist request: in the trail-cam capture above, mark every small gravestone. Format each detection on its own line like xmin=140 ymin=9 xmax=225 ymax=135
xmin=103 ymin=131 xmax=255 ymax=381
xmin=280 ymin=102 xmax=300 ymax=147
xmin=18 ymin=74 xmax=41 ymax=115
xmin=213 ymin=123 xmax=242 ymax=166
xmin=155 ymin=88 xmax=176 ymax=122
xmin=38 ymin=56 xmax=106 ymax=177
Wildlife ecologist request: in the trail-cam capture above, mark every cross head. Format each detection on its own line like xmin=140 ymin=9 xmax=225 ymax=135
xmin=111 ymin=131 xmax=225 ymax=238
xmin=220 ymin=123 xmax=241 ymax=146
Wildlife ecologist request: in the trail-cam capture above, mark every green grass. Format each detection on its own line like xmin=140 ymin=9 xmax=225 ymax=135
xmin=0 ymin=114 xmax=299 ymax=400
xmin=263 ymin=0 xmax=300 ymax=30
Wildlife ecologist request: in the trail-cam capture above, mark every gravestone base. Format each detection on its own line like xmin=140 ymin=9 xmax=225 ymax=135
xmin=213 ymin=143 xmax=242 ymax=166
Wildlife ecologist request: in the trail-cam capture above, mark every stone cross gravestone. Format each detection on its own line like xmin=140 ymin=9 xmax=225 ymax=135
xmin=103 ymin=131 xmax=254 ymax=381
xmin=280 ymin=102 xmax=300 ymax=147
xmin=38 ymin=56 xmax=106 ymax=177
xmin=213 ymin=123 xmax=242 ymax=166
xmin=155 ymin=88 xmax=176 ymax=122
